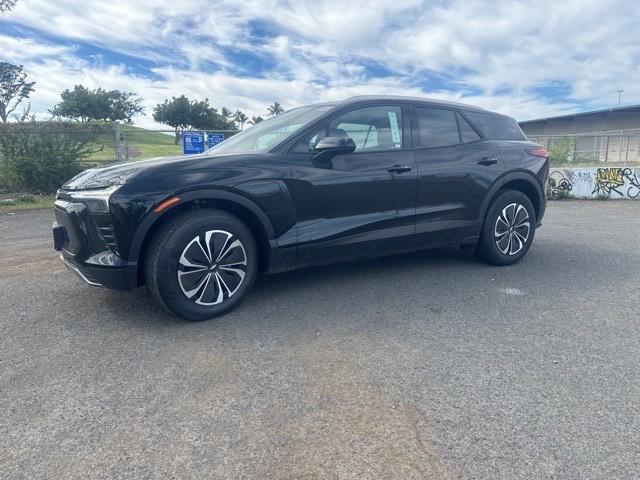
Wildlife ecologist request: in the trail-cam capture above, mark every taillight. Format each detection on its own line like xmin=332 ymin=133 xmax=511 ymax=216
xmin=527 ymin=147 xmax=548 ymax=158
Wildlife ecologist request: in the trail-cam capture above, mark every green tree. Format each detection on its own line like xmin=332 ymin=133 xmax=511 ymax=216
xmin=153 ymin=95 xmax=191 ymax=144
xmin=248 ymin=115 xmax=264 ymax=125
xmin=190 ymin=99 xmax=234 ymax=130
xmin=153 ymin=96 xmax=233 ymax=144
xmin=50 ymin=85 xmax=93 ymax=122
xmin=220 ymin=106 xmax=236 ymax=129
xmin=15 ymin=102 xmax=34 ymax=122
xmin=0 ymin=62 xmax=35 ymax=122
xmin=220 ymin=106 xmax=233 ymax=119
xmin=233 ymin=110 xmax=248 ymax=130
xmin=267 ymin=102 xmax=284 ymax=116
xmin=50 ymin=85 xmax=143 ymax=123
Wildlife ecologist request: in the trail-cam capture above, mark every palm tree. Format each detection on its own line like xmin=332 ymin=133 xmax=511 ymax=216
xmin=248 ymin=115 xmax=264 ymax=125
xmin=233 ymin=110 xmax=248 ymax=130
xmin=267 ymin=102 xmax=284 ymax=116
xmin=217 ymin=107 xmax=236 ymax=129
xmin=219 ymin=106 xmax=232 ymax=122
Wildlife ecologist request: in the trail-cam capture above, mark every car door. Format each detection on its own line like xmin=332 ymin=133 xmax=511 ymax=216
xmin=285 ymin=104 xmax=417 ymax=267
xmin=411 ymin=105 xmax=504 ymax=247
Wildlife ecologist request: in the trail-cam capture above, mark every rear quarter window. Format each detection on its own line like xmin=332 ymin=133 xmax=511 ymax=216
xmin=464 ymin=111 xmax=526 ymax=141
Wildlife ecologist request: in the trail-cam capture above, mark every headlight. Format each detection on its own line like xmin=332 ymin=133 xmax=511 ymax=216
xmin=65 ymin=185 xmax=121 ymax=213
xmin=62 ymin=164 xmax=141 ymax=190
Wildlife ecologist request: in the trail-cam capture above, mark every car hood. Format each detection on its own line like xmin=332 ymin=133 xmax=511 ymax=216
xmin=61 ymin=152 xmax=253 ymax=190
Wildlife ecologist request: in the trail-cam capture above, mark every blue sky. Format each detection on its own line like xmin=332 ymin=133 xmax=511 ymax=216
xmin=1 ymin=0 xmax=638 ymax=128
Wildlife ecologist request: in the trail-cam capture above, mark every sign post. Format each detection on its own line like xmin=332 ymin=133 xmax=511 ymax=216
xmin=182 ymin=131 xmax=205 ymax=155
xmin=208 ymin=133 xmax=225 ymax=148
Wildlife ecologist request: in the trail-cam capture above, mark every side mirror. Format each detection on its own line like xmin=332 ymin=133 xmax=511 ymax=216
xmin=312 ymin=136 xmax=356 ymax=168
xmin=314 ymin=136 xmax=356 ymax=154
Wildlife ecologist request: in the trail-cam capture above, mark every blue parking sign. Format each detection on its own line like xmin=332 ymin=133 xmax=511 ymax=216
xmin=208 ymin=133 xmax=225 ymax=148
xmin=183 ymin=131 xmax=205 ymax=155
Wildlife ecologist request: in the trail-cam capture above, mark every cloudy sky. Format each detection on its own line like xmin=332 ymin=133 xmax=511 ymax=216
xmin=1 ymin=0 xmax=638 ymax=128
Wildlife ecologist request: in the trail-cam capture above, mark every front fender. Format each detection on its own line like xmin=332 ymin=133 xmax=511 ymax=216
xmin=127 ymin=188 xmax=279 ymax=267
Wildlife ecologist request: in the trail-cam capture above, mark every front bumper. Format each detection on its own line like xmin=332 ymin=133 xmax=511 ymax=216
xmin=58 ymin=250 xmax=138 ymax=290
xmin=60 ymin=254 xmax=102 ymax=286
xmin=53 ymin=200 xmax=138 ymax=291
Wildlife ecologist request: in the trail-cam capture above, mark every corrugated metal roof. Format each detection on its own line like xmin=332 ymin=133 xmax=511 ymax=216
xmin=520 ymin=104 xmax=640 ymax=125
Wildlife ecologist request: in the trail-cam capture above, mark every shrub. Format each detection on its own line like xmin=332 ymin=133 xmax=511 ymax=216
xmin=548 ymin=137 xmax=574 ymax=166
xmin=15 ymin=193 xmax=37 ymax=203
xmin=0 ymin=122 xmax=108 ymax=193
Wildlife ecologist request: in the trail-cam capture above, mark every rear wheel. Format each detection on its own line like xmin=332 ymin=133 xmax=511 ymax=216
xmin=476 ymin=190 xmax=536 ymax=266
xmin=145 ymin=209 xmax=258 ymax=321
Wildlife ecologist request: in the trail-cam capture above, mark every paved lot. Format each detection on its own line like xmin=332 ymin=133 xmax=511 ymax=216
xmin=1 ymin=201 xmax=639 ymax=479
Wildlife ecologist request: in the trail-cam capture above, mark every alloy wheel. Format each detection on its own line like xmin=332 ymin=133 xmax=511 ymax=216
xmin=177 ymin=230 xmax=248 ymax=305
xmin=494 ymin=203 xmax=530 ymax=256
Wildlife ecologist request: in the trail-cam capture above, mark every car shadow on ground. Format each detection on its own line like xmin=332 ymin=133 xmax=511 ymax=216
xmin=96 ymin=247 xmax=478 ymax=326
xmin=92 ymin=234 xmax=634 ymax=330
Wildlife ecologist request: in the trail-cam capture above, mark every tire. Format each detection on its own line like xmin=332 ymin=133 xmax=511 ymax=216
xmin=145 ymin=209 xmax=258 ymax=321
xmin=476 ymin=190 xmax=536 ymax=266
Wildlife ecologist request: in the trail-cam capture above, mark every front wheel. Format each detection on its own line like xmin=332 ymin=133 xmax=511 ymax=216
xmin=476 ymin=190 xmax=536 ymax=266
xmin=145 ymin=209 xmax=258 ymax=321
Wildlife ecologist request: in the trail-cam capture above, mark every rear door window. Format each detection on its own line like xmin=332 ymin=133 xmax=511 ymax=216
xmin=413 ymin=107 xmax=460 ymax=148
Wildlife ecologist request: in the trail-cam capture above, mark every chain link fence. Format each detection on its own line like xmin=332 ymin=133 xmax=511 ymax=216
xmin=85 ymin=126 xmax=238 ymax=166
xmin=5 ymin=121 xmax=640 ymax=194
xmin=527 ymin=130 xmax=640 ymax=167
xmin=0 ymin=122 xmax=238 ymax=192
xmin=115 ymin=127 xmax=238 ymax=165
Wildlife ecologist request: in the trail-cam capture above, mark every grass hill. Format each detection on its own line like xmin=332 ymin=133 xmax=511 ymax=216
xmin=83 ymin=126 xmax=182 ymax=165
xmin=120 ymin=126 xmax=182 ymax=160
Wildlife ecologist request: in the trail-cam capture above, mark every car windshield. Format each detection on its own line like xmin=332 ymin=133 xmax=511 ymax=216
xmin=207 ymin=104 xmax=336 ymax=155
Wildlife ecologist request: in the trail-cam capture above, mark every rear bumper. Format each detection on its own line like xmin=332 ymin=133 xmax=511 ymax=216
xmin=537 ymin=192 xmax=547 ymax=226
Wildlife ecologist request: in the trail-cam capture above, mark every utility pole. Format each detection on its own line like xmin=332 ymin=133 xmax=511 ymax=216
xmin=617 ymin=89 xmax=624 ymax=105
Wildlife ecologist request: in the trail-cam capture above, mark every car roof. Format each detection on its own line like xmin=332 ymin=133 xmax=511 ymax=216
xmin=339 ymin=95 xmax=487 ymax=112
xmin=294 ymin=96 xmax=490 ymax=116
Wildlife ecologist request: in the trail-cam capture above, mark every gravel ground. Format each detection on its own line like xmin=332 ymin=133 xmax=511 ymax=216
xmin=1 ymin=201 xmax=639 ymax=479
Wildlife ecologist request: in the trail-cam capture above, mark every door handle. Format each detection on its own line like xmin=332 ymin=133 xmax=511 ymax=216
xmin=477 ymin=157 xmax=498 ymax=166
xmin=387 ymin=165 xmax=412 ymax=173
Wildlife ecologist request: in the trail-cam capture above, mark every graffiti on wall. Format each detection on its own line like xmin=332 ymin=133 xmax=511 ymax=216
xmin=592 ymin=168 xmax=640 ymax=198
xmin=547 ymin=167 xmax=640 ymax=199
xmin=548 ymin=170 xmax=575 ymax=199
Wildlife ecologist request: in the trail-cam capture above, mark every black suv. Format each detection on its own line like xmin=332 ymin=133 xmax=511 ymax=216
xmin=53 ymin=96 xmax=548 ymax=320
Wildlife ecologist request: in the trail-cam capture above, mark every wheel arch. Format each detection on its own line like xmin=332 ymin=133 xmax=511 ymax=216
xmin=132 ymin=189 xmax=275 ymax=286
xmin=480 ymin=172 xmax=544 ymax=225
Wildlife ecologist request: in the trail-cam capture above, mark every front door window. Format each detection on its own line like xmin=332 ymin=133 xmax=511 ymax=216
xmin=294 ymin=106 xmax=403 ymax=153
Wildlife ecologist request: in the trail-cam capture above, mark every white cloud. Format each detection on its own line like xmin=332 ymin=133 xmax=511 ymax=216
xmin=0 ymin=34 xmax=73 ymax=62
xmin=2 ymin=0 xmax=639 ymax=126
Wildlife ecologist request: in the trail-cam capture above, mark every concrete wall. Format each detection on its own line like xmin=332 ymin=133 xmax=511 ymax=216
xmin=547 ymin=167 xmax=640 ymax=199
